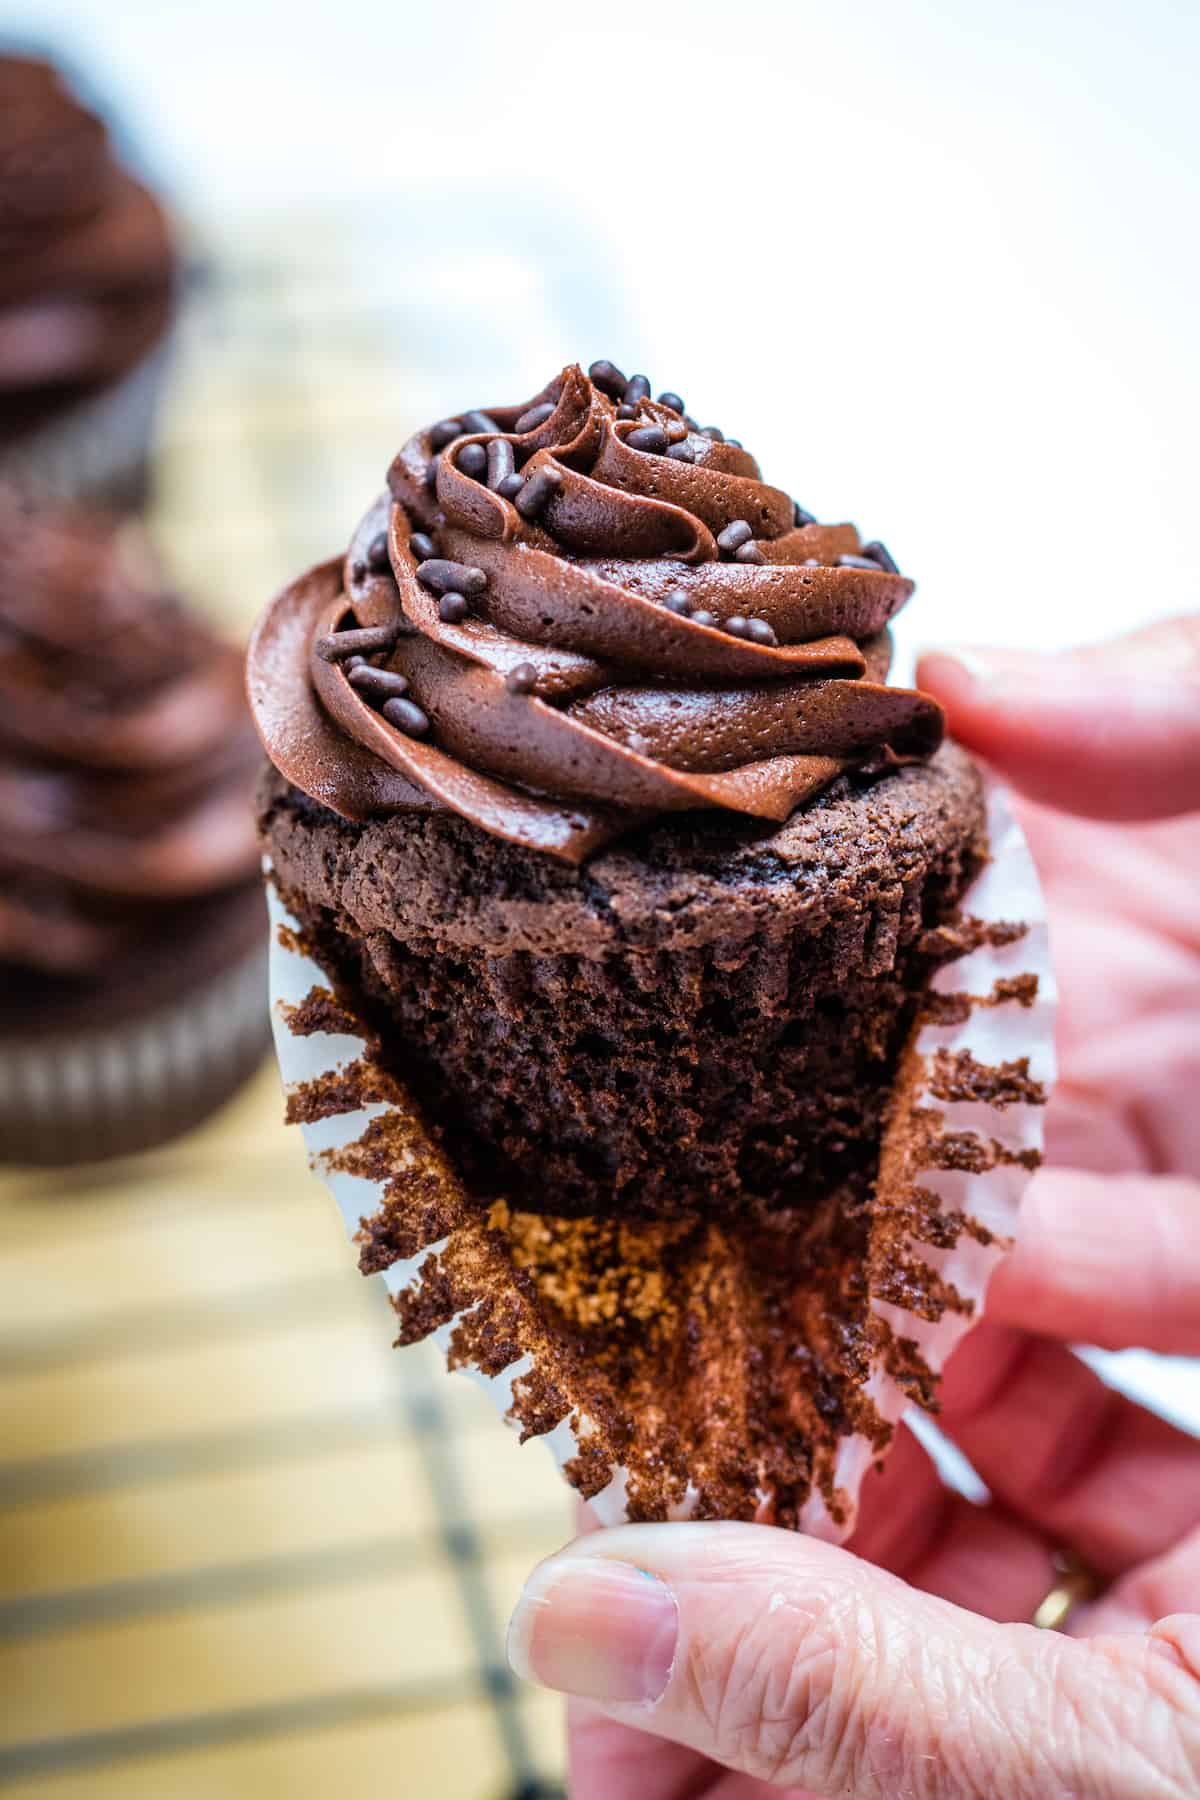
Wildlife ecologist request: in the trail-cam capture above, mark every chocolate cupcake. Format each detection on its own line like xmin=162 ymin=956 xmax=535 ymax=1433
xmin=0 ymin=54 xmax=176 ymax=507
xmin=0 ymin=496 xmax=268 ymax=1163
xmin=250 ymin=362 xmax=987 ymax=1224
xmin=253 ymin=363 xmax=1057 ymax=1528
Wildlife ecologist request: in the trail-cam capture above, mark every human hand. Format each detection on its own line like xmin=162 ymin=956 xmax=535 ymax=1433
xmin=506 ymin=616 xmax=1200 ymax=1798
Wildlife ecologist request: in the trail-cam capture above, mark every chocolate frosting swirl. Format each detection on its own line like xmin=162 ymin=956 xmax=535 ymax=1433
xmin=0 ymin=56 xmax=174 ymax=422
xmin=248 ymin=364 xmax=942 ymax=863
xmin=0 ymin=498 xmax=260 ymax=972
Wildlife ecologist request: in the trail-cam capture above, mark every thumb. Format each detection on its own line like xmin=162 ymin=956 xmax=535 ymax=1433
xmin=507 ymin=1522 xmax=1200 ymax=1798
xmin=917 ymin=614 xmax=1200 ymax=820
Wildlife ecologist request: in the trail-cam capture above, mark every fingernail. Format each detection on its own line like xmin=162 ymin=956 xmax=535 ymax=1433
xmin=507 ymin=1555 xmax=678 ymax=1704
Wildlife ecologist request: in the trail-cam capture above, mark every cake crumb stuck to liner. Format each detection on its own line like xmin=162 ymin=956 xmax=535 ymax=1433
xmin=265 ymin=783 xmax=1054 ymax=1538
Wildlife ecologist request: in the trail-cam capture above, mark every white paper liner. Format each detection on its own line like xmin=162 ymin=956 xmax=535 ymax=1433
xmin=267 ymin=777 xmax=1055 ymax=1538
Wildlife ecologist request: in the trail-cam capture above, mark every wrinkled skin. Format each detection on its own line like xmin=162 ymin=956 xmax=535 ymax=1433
xmin=518 ymin=618 xmax=1200 ymax=1800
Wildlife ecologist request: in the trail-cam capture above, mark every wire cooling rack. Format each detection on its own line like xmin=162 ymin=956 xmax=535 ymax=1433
xmin=0 ymin=218 xmax=572 ymax=1800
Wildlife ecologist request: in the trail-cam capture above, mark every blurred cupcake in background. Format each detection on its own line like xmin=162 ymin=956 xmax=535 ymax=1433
xmin=0 ymin=52 xmax=176 ymax=507
xmin=0 ymin=495 xmax=268 ymax=1163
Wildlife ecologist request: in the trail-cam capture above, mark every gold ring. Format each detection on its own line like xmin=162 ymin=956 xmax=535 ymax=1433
xmin=1031 ymin=1550 xmax=1102 ymax=1631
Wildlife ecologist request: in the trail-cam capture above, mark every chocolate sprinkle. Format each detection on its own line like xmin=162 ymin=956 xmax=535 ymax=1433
xmin=588 ymin=359 xmax=627 ymax=399
xmin=429 ymin=419 xmax=463 ymax=451
xmin=716 ymin=519 xmax=754 ymax=555
xmin=735 ymin=542 xmax=766 ymax=565
xmin=409 ymin=532 xmax=437 ymax=562
xmin=699 ymin=425 xmax=725 ymax=442
xmin=862 ymin=539 xmax=899 ymax=574
xmin=315 ymin=622 xmax=402 ymax=662
xmin=793 ymin=502 xmax=817 ymax=528
xmin=366 ymin=532 xmax=390 ymax=573
xmin=690 ymin=609 xmax=718 ymax=628
xmin=486 ymin=439 xmax=516 ymax=491
xmin=416 ymin=558 xmax=488 ymax=597
xmin=723 ymin=615 xmax=779 ymax=643
xmin=666 ymin=442 xmax=695 ymax=463
xmin=745 ymin=617 xmax=778 ymax=646
xmin=657 ymin=390 xmax=685 ymax=414
xmin=438 ymin=593 xmax=470 ymax=624
xmin=838 ymin=553 xmax=885 ymax=572
xmin=348 ymin=665 xmax=410 ymax=701
xmin=460 ymin=409 xmax=499 ymax=435
xmin=662 ymin=591 xmax=693 ymax=615
xmin=513 ymin=466 xmax=563 ymax=520
xmin=623 ymin=374 xmax=651 ymax=405
xmin=382 ymin=696 xmax=430 ymax=737
xmin=515 ymin=401 xmax=555 ymax=434
xmin=505 ymin=662 xmax=537 ymax=694
xmin=496 ymin=472 xmax=525 ymax=501
xmin=457 ymin=443 xmax=488 ymax=479
xmin=626 ymin=425 xmax=668 ymax=455
xmin=615 ymin=403 xmax=638 ymax=420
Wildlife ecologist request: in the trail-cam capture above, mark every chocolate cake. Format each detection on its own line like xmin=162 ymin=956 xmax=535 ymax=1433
xmin=0 ymin=495 xmax=268 ymax=1162
xmin=0 ymin=54 xmax=176 ymax=504
xmin=250 ymin=361 xmax=987 ymax=1222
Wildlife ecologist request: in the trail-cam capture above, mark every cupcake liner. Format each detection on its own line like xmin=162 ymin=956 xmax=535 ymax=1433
xmin=266 ymin=777 xmax=1055 ymax=1538
xmin=0 ymin=933 xmax=270 ymax=1166
xmin=0 ymin=340 xmax=170 ymax=510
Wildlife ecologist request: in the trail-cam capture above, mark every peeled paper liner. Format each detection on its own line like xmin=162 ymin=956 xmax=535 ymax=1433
xmin=267 ymin=780 xmax=1055 ymax=1540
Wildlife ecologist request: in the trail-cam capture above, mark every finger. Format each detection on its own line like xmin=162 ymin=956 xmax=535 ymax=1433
xmin=508 ymin=1522 xmax=1200 ymax=1798
xmin=850 ymin=1422 xmax=1059 ymax=1623
xmin=986 ymin=1169 xmax=1200 ymax=1355
xmin=1078 ymin=1525 xmax=1200 ymax=1638
xmin=576 ymin=1497 xmax=601 ymax=1536
xmin=917 ymin=614 xmax=1200 ymax=819
xmin=569 ymin=1699 xmax=804 ymax=1800
xmin=940 ymin=1322 xmax=1200 ymax=1575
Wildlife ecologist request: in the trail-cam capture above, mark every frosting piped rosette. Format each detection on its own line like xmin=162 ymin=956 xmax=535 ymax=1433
xmin=0 ymin=497 xmax=260 ymax=972
xmin=249 ymin=362 xmax=943 ymax=863
xmin=0 ymin=55 xmax=174 ymax=417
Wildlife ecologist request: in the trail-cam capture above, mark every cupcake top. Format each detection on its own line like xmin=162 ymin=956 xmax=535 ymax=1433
xmin=0 ymin=496 xmax=260 ymax=974
xmin=248 ymin=361 xmax=943 ymax=864
xmin=0 ymin=54 xmax=175 ymax=432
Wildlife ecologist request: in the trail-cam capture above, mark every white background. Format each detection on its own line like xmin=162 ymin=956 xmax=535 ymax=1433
xmin=9 ymin=0 xmax=1199 ymax=656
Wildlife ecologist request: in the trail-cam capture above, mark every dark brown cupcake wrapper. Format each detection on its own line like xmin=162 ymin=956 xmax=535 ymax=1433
xmin=0 ymin=342 xmax=169 ymax=509
xmin=0 ymin=938 xmax=269 ymax=1165
xmin=267 ymin=782 xmax=1054 ymax=1536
